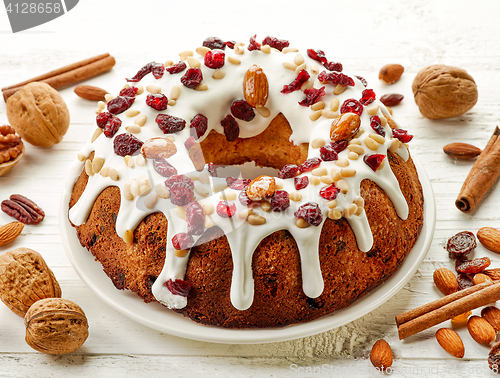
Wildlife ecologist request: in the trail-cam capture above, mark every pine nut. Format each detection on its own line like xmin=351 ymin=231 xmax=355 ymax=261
xmin=282 ymin=47 xmax=298 ymax=53
xmin=139 ymin=184 xmax=151 ymax=196
xmin=333 ymin=84 xmax=347 ymax=95
xmin=195 ymin=83 xmax=208 ymax=91
xmin=378 ymin=158 xmax=386 ymax=170
xmin=295 ymin=63 xmax=306 ymax=74
xmin=123 ymin=183 xmax=133 ymax=201
xmin=175 ymin=206 xmax=186 ymax=220
xmin=135 ymin=115 xmax=147 ymax=126
xmin=212 ymin=182 xmax=228 ymax=192
xmin=355 ymin=197 xmax=365 ymax=208
xmin=170 ymin=85 xmax=181 ymax=100
xmin=130 ymin=179 xmax=139 ymax=196
xmin=247 ymin=214 xmax=266 ymax=225
xmin=311 ymin=101 xmax=325 ymax=111
xmin=349 ymin=138 xmax=361 ymax=146
xmin=344 ymin=204 xmax=357 ymax=217
xmin=337 ymin=179 xmax=349 ymax=193
xmin=348 ymin=144 xmax=364 ymax=154
xmin=77 ymin=153 xmax=85 ymax=162
xmin=327 ymin=200 xmax=337 ymax=209
xmin=105 ymin=94 xmax=113 ymax=102
xmin=155 ymin=184 xmax=169 ymax=199
xmin=203 ymin=203 xmax=214 ymax=215
xmin=310 ymin=63 xmax=320 ymax=74
xmin=144 ymin=192 xmax=158 ymax=209
xmin=311 ymin=138 xmax=325 ymax=148
xmin=124 ymin=229 xmax=134 ymax=244
xmin=198 ymin=172 xmax=210 ymax=185
xmin=283 ymin=61 xmax=297 ymax=71
xmin=348 ymin=151 xmax=359 ymax=160
xmin=179 ymin=50 xmax=194 ymax=61
xmin=98 ymin=101 xmax=106 ymax=109
xmin=256 ymin=106 xmax=270 ymax=117
xmin=328 ymin=208 xmax=342 ymax=220
xmin=367 ymin=105 xmax=379 ymax=116
xmin=124 ymin=155 xmax=134 ymax=168
xmin=220 ymin=191 xmax=237 ymax=201
xmin=228 ymin=56 xmax=241 ymax=65
xmin=321 ymin=109 xmax=338 ymax=119
xmin=125 ymin=109 xmax=140 ymax=117
xmin=235 ymin=45 xmax=245 ymax=55
xmin=204 ymin=215 xmax=214 ymax=228
xmin=389 ymin=138 xmax=400 ymax=152
xmin=91 ymin=128 xmax=103 ymax=143
xmin=238 ymin=208 xmax=253 ymax=220
xmin=260 ymin=201 xmax=271 ymax=212
xmin=295 ymin=218 xmax=310 ymax=228
xmin=174 ymin=249 xmax=189 ymax=258
xmin=310 ymin=176 xmax=321 ymax=185
xmin=330 ymin=168 xmax=342 ymax=181
xmin=341 ymin=167 xmax=356 ymax=177
xmin=126 ymin=125 xmax=141 ymax=134
xmin=364 ymin=137 xmax=379 ymax=151
xmin=187 ymin=56 xmax=201 ymax=68
xmin=92 ymin=157 xmax=105 ymax=173
xmin=312 ymin=167 xmax=327 ymax=176
xmin=294 ymin=54 xmax=304 ymax=66
xmin=261 ymin=45 xmax=271 ymax=54
xmin=335 ymin=158 xmax=349 ymax=167
xmin=301 ymin=80 xmax=314 ymax=91
xmin=370 ymin=133 xmax=386 ymax=144
xmin=330 ymin=98 xmax=340 ymax=112
xmin=213 ymin=69 xmax=225 ymax=80
xmin=146 ymin=85 xmax=161 ymax=94
xmin=100 ymin=167 xmax=110 ymax=177
xmin=289 ymin=192 xmax=302 ymax=201
xmin=380 ymin=115 xmax=388 ymax=126
xmin=136 ymin=85 xmax=144 ymax=95
xmin=196 ymin=46 xmax=210 ymax=56
xmin=321 ymin=175 xmax=334 ymax=184
xmin=85 ymin=159 xmax=93 ymax=176
xmin=309 ymin=110 xmax=322 ymax=121
xmin=164 ymin=60 xmax=174 ymax=67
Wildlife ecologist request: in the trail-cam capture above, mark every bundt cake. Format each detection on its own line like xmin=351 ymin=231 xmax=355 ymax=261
xmin=67 ymin=35 xmax=424 ymax=328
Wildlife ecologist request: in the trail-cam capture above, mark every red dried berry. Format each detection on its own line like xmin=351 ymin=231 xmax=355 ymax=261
xmin=170 ymin=186 xmax=195 ymax=206
xmin=166 ymin=61 xmax=187 ymax=74
xmin=226 ymin=177 xmax=251 ymax=190
xmin=355 ymin=76 xmax=368 ymax=87
xmin=239 ymin=190 xmax=252 ymax=206
xmin=294 ymin=202 xmax=322 ymax=226
xmin=380 ymin=93 xmax=404 ymax=107
xmin=230 ymin=100 xmax=255 ymax=122
xmin=294 ymin=176 xmax=309 ymax=190
xmin=307 ymin=49 xmax=327 ymax=64
xmin=323 ymin=61 xmax=342 ymax=72
xmin=392 ymin=128 xmax=413 ymax=143
xmin=281 ymin=70 xmax=311 ymax=94
xmin=181 ymin=68 xmax=203 ymax=89
xmin=221 ymin=114 xmax=239 ymax=142
xmin=261 ymin=36 xmax=290 ymax=51
xmin=208 ymin=162 xmax=218 ymax=177
xmin=299 ymin=158 xmax=321 ymax=173
xmin=151 ymin=64 xmax=165 ymax=79
xmin=165 ymin=279 xmax=191 ymax=297
xmin=456 ymin=257 xmax=491 ymax=274
xmin=457 ymin=273 xmax=474 ymax=291
xmin=248 ymin=34 xmax=261 ymax=51
xmin=271 ymin=190 xmax=290 ymax=212
xmin=96 ymin=111 xmax=113 ymax=128
xmin=447 ymin=231 xmax=477 ymax=259
xmin=186 ymin=201 xmax=205 ymax=236
xmin=340 ymin=98 xmax=363 ymax=116
xmin=184 ymin=136 xmax=196 ymax=150
xmin=203 ymin=36 xmax=226 ymax=50
xmin=153 ymin=158 xmax=177 ymax=177
xmin=370 ymin=116 xmax=385 ymax=137
xmin=363 ymin=154 xmax=386 ymax=171
xmin=278 ymin=164 xmax=299 ymax=179
xmin=165 ymin=174 xmax=194 ymax=190
xmin=330 ymin=140 xmax=348 ymax=153
xmin=317 ymin=71 xmax=354 ymax=87
xmin=119 ymin=87 xmax=138 ymax=97
xmin=360 ymin=89 xmax=376 ymax=106
xmin=103 ymin=117 xmax=122 ymax=138
xmin=146 ymin=93 xmax=169 ymax=111
xmin=126 ymin=62 xmax=163 ymax=82
xmin=320 ymin=145 xmax=338 ymax=161
xmin=225 ymin=40 xmax=236 ymax=49
xmin=319 ymin=184 xmax=340 ymax=200
xmin=216 ymin=201 xmax=237 ymax=218
xmin=107 ymin=96 xmax=135 ymax=115
xmin=172 ymin=233 xmax=194 ymax=250
xmin=190 ymin=114 xmax=208 ymax=139
xmin=113 ymin=134 xmax=143 ymax=157
xmin=156 ymin=114 xmax=186 ymax=134
xmin=299 ymin=86 xmax=326 ymax=107
xmin=204 ymin=49 xmax=225 ymax=69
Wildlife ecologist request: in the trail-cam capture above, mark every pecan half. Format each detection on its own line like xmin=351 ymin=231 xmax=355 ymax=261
xmin=1 ymin=194 xmax=45 ymax=225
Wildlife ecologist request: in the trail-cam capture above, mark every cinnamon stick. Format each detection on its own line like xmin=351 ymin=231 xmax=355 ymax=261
xmin=396 ymin=280 xmax=500 ymax=340
xmin=2 ymin=53 xmax=115 ymax=101
xmin=456 ymin=126 xmax=500 ymax=212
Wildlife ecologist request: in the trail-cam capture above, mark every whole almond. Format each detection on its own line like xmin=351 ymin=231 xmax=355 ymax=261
xmin=330 ymin=112 xmax=361 ymax=142
xmin=443 ymin=143 xmax=482 ymax=159
xmin=0 ymin=221 xmax=24 ymax=246
xmin=478 ymin=227 xmax=500 ymax=253
xmin=435 ymin=328 xmax=465 ymax=358
xmin=433 ymin=267 xmax=458 ymax=295
xmin=482 ymin=307 xmax=500 ymax=332
xmin=379 ymin=64 xmax=404 ymax=84
xmin=485 ymin=268 xmax=500 ymax=281
xmin=243 ymin=65 xmax=269 ymax=108
xmin=74 ymin=85 xmax=108 ymax=101
xmin=468 ymin=315 xmax=496 ymax=345
xmin=141 ymin=137 xmax=177 ymax=159
xmin=370 ymin=339 xmax=393 ymax=371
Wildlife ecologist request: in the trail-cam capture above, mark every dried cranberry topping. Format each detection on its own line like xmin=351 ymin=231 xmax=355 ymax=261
xmin=447 ymin=231 xmax=477 ymax=259
xmin=169 ymin=185 xmax=195 ymax=206
xmin=156 ymin=114 xmax=186 ymax=134
xmin=271 ymin=190 xmax=290 ymax=212
xmin=370 ymin=116 xmax=385 ymax=137
xmin=340 ymin=99 xmax=363 ymax=116
xmin=151 ymin=64 xmax=165 ymax=79
xmin=204 ymin=49 xmax=225 ymax=69
xmin=119 ymin=87 xmax=138 ymax=97
xmin=323 ymin=61 xmax=343 ymax=72
xmin=225 ymin=40 xmax=236 ymax=49
xmin=221 ymin=114 xmax=239 ymax=142
xmin=261 ymin=36 xmax=290 ymax=51
xmin=165 ymin=174 xmax=194 ymax=190
xmin=392 ymin=128 xmax=413 ymax=143
xmin=113 ymin=134 xmax=143 ymax=156
xmin=317 ymin=71 xmax=354 ymax=87
xmin=319 ymin=184 xmax=340 ymax=200
xmin=203 ymin=36 xmax=226 ymax=50
xmin=181 ymin=68 xmax=203 ymax=89
xmin=299 ymin=158 xmax=321 ymax=173
xmin=208 ymin=162 xmax=218 ymax=177
xmin=330 ymin=140 xmax=348 ymax=153
xmin=96 ymin=111 xmax=113 ymax=128
xmin=103 ymin=117 xmax=122 ymax=138
xmin=355 ymin=76 xmax=368 ymax=87
xmin=189 ymin=114 xmax=208 ymax=139
xmin=320 ymin=145 xmax=338 ymax=161
xmin=216 ymin=201 xmax=237 ymax=218
xmin=360 ymin=89 xmax=376 ymax=106
xmin=307 ymin=49 xmax=327 ymax=64
xmin=380 ymin=93 xmax=404 ymax=107
xmin=281 ymin=70 xmax=310 ymax=94
xmin=126 ymin=62 xmax=163 ymax=82
xmin=172 ymin=233 xmax=194 ymax=250
xmin=456 ymin=257 xmax=491 ymax=274
xmin=248 ymin=34 xmax=261 ymax=51
xmin=107 ymin=96 xmax=135 ymax=115
xmin=457 ymin=273 xmax=474 ymax=291
xmin=165 ymin=279 xmax=191 ymax=297
xmin=226 ymin=177 xmax=251 ymax=190
xmin=238 ymin=190 xmax=252 ymax=206
xmin=299 ymin=86 xmax=326 ymax=107
xmin=278 ymin=164 xmax=299 ymax=179
xmin=166 ymin=61 xmax=187 ymax=74
xmin=153 ymin=158 xmax=177 ymax=177
xmin=294 ymin=202 xmax=322 ymax=226
xmin=184 ymin=136 xmax=196 ymax=150
xmin=294 ymin=176 xmax=309 ymax=190
xmin=186 ymin=202 xmax=205 ymax=236
xmin=146 ymin=93 xmax=169 ymax=111
xmin=363 ymin=154 xmax=386 ymax=171
xmin=230 ymin=100 xmax=255 ymax=121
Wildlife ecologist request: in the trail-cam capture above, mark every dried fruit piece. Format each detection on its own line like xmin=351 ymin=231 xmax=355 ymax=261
xmin=319 ymin=184 xmax=340 ymax=200
xmin=186 ymin=202 xmax=205 ymax=236
xmin=317 ymin=71 xmax=354 ymax=87
xmin=447 ymin=231 xmax=477 ymax=259
xmin=360 ymin=89 xmax=376 ymax=106
xmin=180 ymin=68 xmax=203 ymax=89
xmin=119 ymin=87 xmax=138 ymax=97
xmin=216 ymin=201 xmax=237 ymax=218
xmin=1 ymin=194 xmax=45 ymax=225
xmin=165 ymin=279 xmax=191 ymax=297
xmin=247 ymin=34 xmax=261 ymax=51
xmin=221 ymin=115 xmax=239 ymax=142
xmin=435 ymin=328 xmax=465 ymax=358
xmin=203 ymin=36 xmax=226 ymax=50
xmin=190 ymin=114 xmax=208 ymax=139
xmin=166 ymin=61 xmax=187 ymax=74
xmin=294 ymin=176 xmax=309 ymax=190
xmin=153 ymin=158 xmax=177 ymax=177
xmin=451 ymin=311 xmax=472 ymax=328
xmin=299 ymin=87 xmax=326 ymax=107
xmin=380 ymin=93 xmax=404 ymax=107
xmin=113 ymin=134 xmax=143 ymax=157
xmin=271 ymin=190 xmax=290 ymax=212
xmin=262 ymin=36 xmax=289 ymax=51
xmin=246 ymin=175 xmax=276 ymax=201
xmin=207 ymin=162 xmax=218 ymax=177
xmin=204 ymin=49 xmax=225 ymax=69
xmin=330 ymin=140 xmax=348 ymax=153
xmin=456 ymin=257 xmax=491 ymax=274
xmin=330 ymin=113 xmax=361 ymax=142
xmin=226 ymin=177 xmax=251 ymax=190
xmin=294 ymin=202 xmax=322 ymax=226
xmin=107 ymin=96 xmax=135 ymax=115
xmin=230 ymin=100 xmax=255 ymax=121
xmin=299 ymin=158 xmax=321 ymax=173
xmin=184 ymin=136 xmax=196 ymax=150
xmin=167 ymin=177 xmax=195 ymax=206
xmin=146 ymin=93 xmax=169 ymax=111
xmin=457 ymin=273 xmax=474 ymax=290
xmin=103 ymin=117 xmax=122 ymax=138
xmin=379 ymin=64 xmax=404 ymax=84
xmin=363 ymin=154 xmax=386 ymax=171
xmin=392 ymin=128 xmax=413 ymax=143
xmin=238 ymin=190 xmax=252 ymax=206
xmin=320 ymin=145 xmax=338 ymax=161
xmin=278 ymin=164 xmax=299 ymax=179
xmin=433 ymin=268 xmax=458 ymax=295
xmin=243 ymin=65 xmax=269 ymax=108
xmin=468 ymin=315 xmax=496 ymax=345
xmin=370 ymin=116 xmax=385 ymax=137
xmin=141 ymin=137 xmax=177 ymax=159
xmin=340 ymin=98 xmax=363 ymax=116
xmin=369 ymin=339 xmax=393 ymax=371
xmin=225 ymin=40 xmax=236 ymax=49
xmin=355 ymin=76 xmax=368 ymax=87
xmin=281 ymin=70 xmax=310 ymax=94
xmin=96 ymin=111 xmax=113 ymax=128
xmin=156 ymin=114 xmax=186 ymax=134
xmin=323 ymin=61 xmax=342 ymax=72
xmin=127 ymin=62 xmax=164 ymax=82
xmin=443 ymin=143 xmax=482 ymax=159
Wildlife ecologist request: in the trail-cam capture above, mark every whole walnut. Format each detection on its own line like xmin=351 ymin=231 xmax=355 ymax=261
xmin=6 ymin=82 xmax=70 ymax=147
xmin=412 ymin=64 xmax=478 ymax=119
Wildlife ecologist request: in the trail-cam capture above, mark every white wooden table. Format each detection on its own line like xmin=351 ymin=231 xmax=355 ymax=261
xmin=1 ymin=0 xmax=500 ymax=376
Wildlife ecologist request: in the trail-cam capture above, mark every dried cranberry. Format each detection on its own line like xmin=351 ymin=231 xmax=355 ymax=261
xmin=184 ymin=136 xmax=196 ymax=150
xmin=170 ymin=185 xmax=195 ymax=206
xmin=190 ymin=114 xmax=208 ymax=139
xmin=320 ymin=145 xmax=338 ymax=161
xmin=261 ymin=36 xmax=289 ymax=51
xmin=151 ymin=64 xmax=165 ymax=79
xmin=165 ymin=175 xmax=193 ymax=190
xmin=225 ymin=40 xmax=236 ymax=49
xmin=156 ymin=114 xmax=186 ymax=134
xmin=216 ymin=201 xmax=236 ymax=218
xmin=370 ymin=116 xmax=385 ymax=137
xmin=186 ymin=202 xmax=205 ymax=236
xmin=317 ymin=71 xmax=354 ymax=87
xmin=204 ymin=49 xmax=225 ymax=69
xmin=126 ymin=62 xmax=163 ymax=82
xmin=457 ymin=273 xmax=474 ymax=291
xmin=360 ymin=89 xmax=376 ymax=106
xmin=447 ymin=231 xmax=477 ymax=259
xmin=103 ymin=117 xmax=122 ymax=138
xmin=299 ymin=158 xmax=321 ymax=173
xmin=330 ymin=140 xmax=348 ymax=153
xmin=319 ymin=184 xmax=340 ymax=200
xmin=166 ymin=61 xmax=187 ymax=74
xmin=456 ymin=257 xmax=491 ymax=274
xmin=119 ymin=87 xmax=138 ymax=97
xmin=239 ymin=190 xmax=252 ymax=206
xmin=271 ymin=190 xmax=290 ymax=212
xmin=107 ymin=96 xmax=135 ymax=115
xmin=172 ymin=233 xmax=194 ymax=250
xmin=153 ymin=158 xmax=177 ymax=177
xmin=323 ymin=61 xmax=342 ymax=72
xmin=230 ymin=100 xmax=255 ymax=121
xmin=203 ymin=36 xmax=226 ymax=50
xmin=248 ymin=34 xmax=261 ymax=51
xmin=146 ymin=93 xmax=169 ymax=111
xmin=278 ymin=164 xmax=299 ymax=179
xmin=340 ymin=98 xmax=363 ymax=116
xmin=294 ymin=202 xmax=322 ymax=226
xmin=363 ymin=154 xmax=386 ymax=171
xmin=299 ymin=86 xmax=326 ymax=107
xmin=307 ymin=49 xmax=327 ymax=64
xmin=96 ymin=111 xmax=113 ymax=128
xmin=355 ymin=76 xmax=368 ymax=87
xmin=221 ymin=114 xmax=239 ymax=142
xmin=380 ymin=93 xmax=404 ymax=107
xmin=113 ymin=134 xmax=143 ymax=156
xmin=181 ymin=68 xmax=203 ymax=89
xmin=165 ymin=279 xmax=191 ymax=297
xmin=294 ymin=176 xmax=309 ymax=190
xmin=226 ymin=177 xmax=251 ymax=190
xmin=208 ymin=162 xmax=218 ymax=177
xmin=392 ymin=128 xmax=413 ymax=143
xmin=281 ymin=70 xmax=310 ymax=94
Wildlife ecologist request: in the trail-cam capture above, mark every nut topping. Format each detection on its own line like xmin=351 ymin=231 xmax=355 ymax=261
xmin=1 ymin=194 xmax=45 ymax=225
xmin=330 ymin=112 xmax=361 ymax=142
xmin=141 ymin=137 xmax=177 ymax=159
xmin=246 ymin=175 xmax=276 ymax=201
xmin=379 ymin=64 xmax=404 ymax=84
xmin=243 ymin=65 xmax=269 ymax=108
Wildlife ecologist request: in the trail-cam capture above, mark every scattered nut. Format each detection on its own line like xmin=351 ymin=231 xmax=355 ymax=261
xmin=481 ymin=306 xmax=500 ymax=332
xmin=0 ymin=221 xmax=24 ymax=246
xmin=468 ymin=315 xmax=496 ymax=345
xmin=443 ymin=143 xmax=482 ymax=159
xmin=379 ymin=64 xmax=404 ymax=84
xmin=477 ymin=227 xmax=500 ymax=253
xmin=435 ymin=328 xmax=465 ymax=358
xmin=433 ymin=268 xmax=458 ymax=295
xmin=74 ymin=85 xmax=108 ymax=101
xmin=370 ymin=339 xmax=393 ymax=371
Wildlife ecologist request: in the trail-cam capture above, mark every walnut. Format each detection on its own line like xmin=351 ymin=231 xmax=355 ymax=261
xmin=6 ymin=82 xmax=70 ymax=147
xmin=412 ymin=64 xmax=478 ymax=119
xmin=0 ymin=247 xmax=62 ymax=316
xmin=24 ymin=298 xmax=89 ymax=354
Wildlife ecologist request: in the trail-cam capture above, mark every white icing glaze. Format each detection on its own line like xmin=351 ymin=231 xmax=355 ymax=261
xmin=68 ymin=39 xmax=413 ymax=311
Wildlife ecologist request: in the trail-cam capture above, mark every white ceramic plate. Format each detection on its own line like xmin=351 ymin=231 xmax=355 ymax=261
xmin=60 ymin=156 xmax=435 ymax=344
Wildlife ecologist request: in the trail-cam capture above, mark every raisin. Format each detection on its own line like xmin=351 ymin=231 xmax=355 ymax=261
xmin=146 ymin=93 xmax=169 ymax=111
xmin=447 ymin=231 xmax=477 ymax=259
xmin=380 ymin=93 xmax=404 ymax=107
xmin=107 ymin=96 xmax=135 ymax=115
xmin=330 ymin=140 xmax=348 ymax=153
xmin=320 ymin=145 xmax=338 ymax=161
xmin=261 ymin=36 xmax=289 ymax=51
xmin=248 ymin=34 xmax=261 ymax=51
xmin=119 ymin=87 xmax=138 ymax=97
xmin=392 ymin=128 xmax=413 ymax=143
xmin=299 ymin=158 xmax=321 ymax=173
xmin=126 ymin=62 xmax=162 ymax=82
xmin=306 ymin=49 xmax=327 ymax=64
xmin=294 ymin=202 xmax=322 ymax=226
xmin=456 ymin=257 xmax=491 ymax=274
xmin=278 ymin=164 xmax=299 ymax=179
xmin=226 ymin=177 xmax=251 ymax=190
xmin=317 ymin=71 xmax=354 ymax=87
xmin=153 ymin=158 xmax=177 ymax=177
xmin=294 ymin=176 xmax=309 ymax=190
xmin=457 ymin=273 xmax=474 ymax=291
xmin=103 ymin=117 xmax=122 ymax=138
xmin=186 ymin=201 xmax=205 ymax=235
xmin=189 ymin=114 xmax=208 ymax=139
xmin=156 ymin=114 xmax=186 ymax=134
xmin=271 ymin=190 xmax=290 ymax=212
xmin=203 ymin=36 xmax=226 ymax=50
xmin=221 ymin=114 xmax=239 ymax=142
xmin=239 ymin=190 xmax=252 ymax=206
xmin=298 ymin=86 xmax=326 ymax=107
xmin=370 ymin=116 xmax=385 ymax=137
xmin=216 ymin=201 xmax=236 ymax=218
xmin=360 ymin=89 xmax=376 ymax=106
xmin=172 ymin=233 xmax=194 ymax=250
xmin=355 ymin=76 xmax=368 ymax=87
xmin=319 ymin=184 xmax=340 ymax=200
xmin=181 ymin=68 xmax=203 ymax=89
xmin=230 ymin=100 xmax=255 ymax=121
xmin=165 ymin=174 xmax=194 ymax=190
xmin=113 ymin=134 xmax=143 ymax=156
xmin=170 ymin=186 xmax=194 ymax=206
xmin=323 ymin=61 xmax=342 ymax=72
xmin=166 ymin=61 xmax=187 ymax=74
xmin=165 ymin=279 xmax=191 ymax=297
xmin=340 ymin=98 xmax=363 ymax=116
xmin=455 ymin=256 xmax=468 ymax=272
xmin=204 ymin=49 xmax=225 ymax=69
xmin=363 ymin=154 xmax=386 ymax=171
xmin=281 ymin=70 xmax=310 ymax=94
